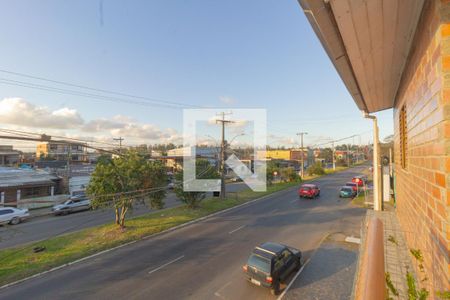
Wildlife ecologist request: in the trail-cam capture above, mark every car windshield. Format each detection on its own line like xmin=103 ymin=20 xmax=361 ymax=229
xmin=247 ymin=254 xmax=270 ymax=273
xmin=64 ymin=200 xmax=72 ymax=205
xmin=301 ymin=187 xmax=311 ymax=191
xmin=342 ymin=187 xmax=352 ymax=192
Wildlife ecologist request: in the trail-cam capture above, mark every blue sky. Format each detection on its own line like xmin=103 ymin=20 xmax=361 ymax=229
xmin=0 ymin=0 xmax=393 ymax=150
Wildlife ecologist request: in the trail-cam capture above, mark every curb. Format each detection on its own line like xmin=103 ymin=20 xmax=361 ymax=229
xmin=0 ymin=184 xmax=298 ymax=291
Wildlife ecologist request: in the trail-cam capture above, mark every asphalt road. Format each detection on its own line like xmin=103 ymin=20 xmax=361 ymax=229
xmin=0 ymin=183 xmax=249 ymax=249
xmin=0 ymin=166 xmax=367 ymax=299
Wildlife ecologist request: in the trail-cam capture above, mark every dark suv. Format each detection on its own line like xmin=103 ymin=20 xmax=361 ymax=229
xmin=243 ymin=242 xmax=302 ymax=295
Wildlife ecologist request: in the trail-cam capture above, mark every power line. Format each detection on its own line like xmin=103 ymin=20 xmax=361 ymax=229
xmin=0 ymin=68 xmax=203 ymax=109
xmin=0 ymin=78 xmax=190 ymax=110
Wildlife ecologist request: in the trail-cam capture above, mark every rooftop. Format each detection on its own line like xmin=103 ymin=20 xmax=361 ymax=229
xmin=0 ymin=167 xmax=59 ymax=188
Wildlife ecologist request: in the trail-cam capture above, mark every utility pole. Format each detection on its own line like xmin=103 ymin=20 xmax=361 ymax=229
xmin=347 ymin=143 xmax=351 ymax=167
xmin=296 ymin=132 xmax=308 ymax=178
xmin=216 ymin=112 xmax=234 ymax=200
xmin=331 ymin=141 xmax=336 ymax=170
xmin=113 ymin=137 xmax=124 ymax=154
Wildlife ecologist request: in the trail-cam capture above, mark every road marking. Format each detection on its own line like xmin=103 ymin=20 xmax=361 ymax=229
xmin=148 ymin=255 xmax=184 ymax=275
xmin=270 ymin=208 xmax=279 ymax=214
xmin=290 ymin=199 xmax=297 ymax=204
xmin=228 ymin=225 xmax=246 ymax=234
xmin=214 ymin=281 xmax=232 ymax=299
xmin=276 ymin=258 xmax=310 ymax=300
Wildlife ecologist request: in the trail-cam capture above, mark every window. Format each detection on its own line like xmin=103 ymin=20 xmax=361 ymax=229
xmin=247 ymin=254 xmax=270 ymax=273
xmin=0 ymin=209 xmax=13 ymax=215
xmin=400 ymin=105 xmax=407 ymax=169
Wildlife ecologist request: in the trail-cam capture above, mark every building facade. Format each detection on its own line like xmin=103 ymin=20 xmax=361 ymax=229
xmin=36 ymin=142 xmax=88 ymax=163
xmin=0 ymin=167 xmax=62 ymax=206
xmin=393 ymin=1 xmax=449 ymax=291
xmin=0 ymin=145 xmax=20 ymax=166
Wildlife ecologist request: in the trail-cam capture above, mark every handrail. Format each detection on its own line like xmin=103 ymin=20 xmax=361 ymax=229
xmin=355 ymin=217 xmax=385 ymax=300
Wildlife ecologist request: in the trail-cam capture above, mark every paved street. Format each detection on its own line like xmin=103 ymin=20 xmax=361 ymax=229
xmin=0 ymin=182 xmax=249 ymax=249
xmin=0 ymin=166 xmax=367 ymax=299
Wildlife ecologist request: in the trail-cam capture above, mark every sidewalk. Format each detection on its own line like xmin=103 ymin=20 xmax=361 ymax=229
xmin=365 ymin=209 xmax=415 ymax=300
xmin=284 ymin=233 xmax=360 ymax=300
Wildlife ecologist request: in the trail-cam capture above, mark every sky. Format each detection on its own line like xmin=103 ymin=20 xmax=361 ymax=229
xmin=0 ymin=0 xmax=394 ymax=152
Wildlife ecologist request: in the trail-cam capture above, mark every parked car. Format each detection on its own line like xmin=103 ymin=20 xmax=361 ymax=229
xmin=351 ymin=176 xmax=366 ymax=187
xmin=243 ymin=242 xmax=302 ymax=295
xmin=298 ymin=184 xmax=320 ymax=199
xmin=339 ymin=186 xmax=356 ymax=198
xmin=52 ymin=197 xmax=91 ymax=215
xmin=0 ymin=207 xmax=30 ymax=225
xmin=345 ymin=182 xmax=359 ymax=193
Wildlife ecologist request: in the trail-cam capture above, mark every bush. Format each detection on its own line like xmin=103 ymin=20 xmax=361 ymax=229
xmin=307 ymin=162 xmax=326 ymax=176
xmin=280 ymin=167 xmax=301 ymax=182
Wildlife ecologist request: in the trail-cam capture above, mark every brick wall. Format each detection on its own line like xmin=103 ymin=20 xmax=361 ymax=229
xmin=394 ymin=0 xmax=450 ymax=294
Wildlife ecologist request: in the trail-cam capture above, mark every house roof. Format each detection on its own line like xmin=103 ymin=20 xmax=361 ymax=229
xmin=0 ymin=167 xmax=59 ymax=188
xmin=298 ymin=0 xmax=425 ymax=113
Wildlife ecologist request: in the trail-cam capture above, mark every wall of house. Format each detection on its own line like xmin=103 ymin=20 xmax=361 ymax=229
xmin=393 ymin=0 xmax=450 ymax=293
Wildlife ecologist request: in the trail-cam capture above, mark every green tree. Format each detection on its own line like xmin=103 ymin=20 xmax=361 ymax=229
xmin=266 ymin=161 xmax=279 ymax=185
xmin=280 ymin=167 xmax=301 ymax=182
xmin=87 ymin=151 xmax=167 ymax=228
xmin=307 ymin=162 xmax=326 ymax=176
xmin=174 ymin=159 xmax=219 ymax=208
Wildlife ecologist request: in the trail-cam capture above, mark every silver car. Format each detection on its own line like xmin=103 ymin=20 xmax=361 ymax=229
xmin=0 ymin=207 xmax=30 ymax=225
xmin=52 ymin=197 xmax=91 ymax=215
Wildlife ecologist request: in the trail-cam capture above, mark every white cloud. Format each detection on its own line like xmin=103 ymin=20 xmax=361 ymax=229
xmin=219 ymin=96 xmax=237 ymax=105
xmin=0 ymin=97 xmax=182 ymax=146
xmin=0 ymin=98 xmax=84 ymax=129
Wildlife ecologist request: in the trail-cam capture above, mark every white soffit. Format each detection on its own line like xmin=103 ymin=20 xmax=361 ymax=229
xmin=300 ymin=0 xmax=425 ymax=113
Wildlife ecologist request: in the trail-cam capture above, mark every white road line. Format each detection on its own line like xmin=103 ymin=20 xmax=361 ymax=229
xmin=214 ymin=281 xmax=232 ymax=299
xmin=228 ymin=225 xmax=246 ymax=234
xmin=276 ymin=258 xmax=310 ymax=300
xmin=148 ymin=255 xmax=184 ymax=275
xmin=270 ymin=208 xmax=279 ymax=214
xmin=290 ymin=199 xmax=297 ymax=204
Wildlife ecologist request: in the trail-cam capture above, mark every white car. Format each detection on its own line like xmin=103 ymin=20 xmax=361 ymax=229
xmin=0 ymin=207 xmax=30 ymax=225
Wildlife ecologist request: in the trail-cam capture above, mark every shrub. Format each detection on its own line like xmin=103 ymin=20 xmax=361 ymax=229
xmin=307 ymin=162 xmax=326 ymax=176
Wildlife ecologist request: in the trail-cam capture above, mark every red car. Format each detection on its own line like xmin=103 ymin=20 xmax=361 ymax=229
xmin=345 ymin=182 xmax=359 ymax=192
xmin=351 ymin=176 xmax=365 ymax=187
xmin=298 ymin=184 xmax=320 ymax=199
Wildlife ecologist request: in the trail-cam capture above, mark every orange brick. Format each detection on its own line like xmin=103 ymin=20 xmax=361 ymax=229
xmin=443 ymin=56 xmax=450 ymax=71
xmin=443 ymin=90 xmax=450 ymax=105
xmin=442 ymin=24 xmax=450 ymax=37
xmin=432 ymin=186 xmax=441 ymax=199
xmin=446 ymin=123 xmax=450 ymax=138
xmin=436 ymin=202 xmax=446 ymax=218
xmin=435 ymin=172 xmax=446 ymax=187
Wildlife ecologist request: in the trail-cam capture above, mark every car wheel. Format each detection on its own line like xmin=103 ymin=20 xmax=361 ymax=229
xmin=271 ymin=280 xmax=280 ymax=295
xmin=9 ymin=217 xmax=20 ymax=225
